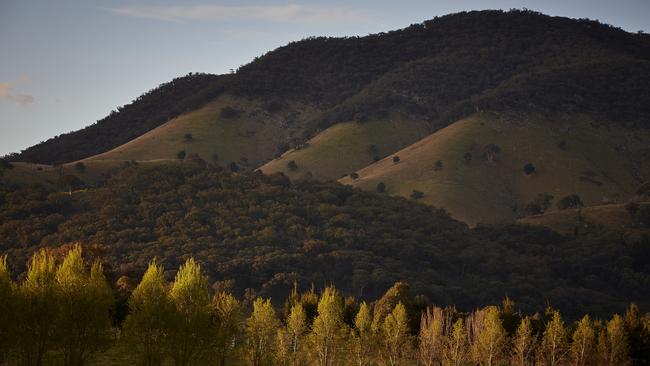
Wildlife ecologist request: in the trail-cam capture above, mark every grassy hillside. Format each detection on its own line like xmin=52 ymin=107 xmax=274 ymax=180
xmin=86 ymin=94 xmax=319 ymax=169
xmin=341 ymin=113 xmax=650 ymax=225
xmin=259 ymin=117 xmax=429 ymax=180
xmin=519 ymin=202 xmax=650 ymax=239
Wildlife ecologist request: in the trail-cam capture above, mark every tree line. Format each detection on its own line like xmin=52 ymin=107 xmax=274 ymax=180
xmin=1 ymin=246 xmax=649 ymax=366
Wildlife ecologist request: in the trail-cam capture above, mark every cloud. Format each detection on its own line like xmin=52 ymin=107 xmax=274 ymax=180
xmin=109 ymin=3 xmax=376 ymax=25
xmin=0 ymin=78 xmax=34 ymax=105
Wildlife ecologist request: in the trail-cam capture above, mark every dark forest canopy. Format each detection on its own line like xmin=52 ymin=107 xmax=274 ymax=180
xmin=1 ymin=162 xmax=648 ymax=319
xmin=9 ymin=9 xmax=650 ymax=164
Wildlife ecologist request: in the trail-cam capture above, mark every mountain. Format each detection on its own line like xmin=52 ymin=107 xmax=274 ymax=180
xmin=3 ymin=9 xmax=650 ymax=225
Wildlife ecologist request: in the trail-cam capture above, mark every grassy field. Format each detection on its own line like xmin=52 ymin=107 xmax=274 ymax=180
xmin=341 ymin=113 xmax=650 ymax=226
xmin=86 ymin=94 xmax=319 ymax=168
xmin=259 ymin=116 xmax=429 ymax=180
xmin=519 ymin=202 xmax=650 ymax=239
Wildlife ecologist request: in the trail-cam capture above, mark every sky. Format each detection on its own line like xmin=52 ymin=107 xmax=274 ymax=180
xmin=1 ymin=0 xmax=649 ymax=157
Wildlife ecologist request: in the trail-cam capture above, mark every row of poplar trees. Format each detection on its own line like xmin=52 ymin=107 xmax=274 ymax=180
xmin=0 ymin=246 xmax=647 ymax=366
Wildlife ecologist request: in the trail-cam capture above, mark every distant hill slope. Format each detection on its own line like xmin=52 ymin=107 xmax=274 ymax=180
xmin=10 ymin=10 xmax=650 ymax=166
xmin=341 ymin=113 xmax=650 ymax=225
xmin=9 ymin=73 xmax=228 ymax=164
xmin=519 ymin=202 xmax=650 ymax=239
xmin=85 ymin=94 xmax=321 ymax=169
xmin=259 ymin=116 xmax=429 ymax=181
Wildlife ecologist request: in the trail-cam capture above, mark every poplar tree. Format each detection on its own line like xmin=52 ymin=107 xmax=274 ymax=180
xmin=0 ymin=255 xmax=15 ymax=364
xmin=570 ymin=315 xmax=595 ymax=366
xmin=538 ymin=311 xmax=568 ymax=366
xmin=123 ymin=259 xmax=171 ymax=366
xmin=474 ymin=306 xmax=508 ymax=366
xmin=443 ymin=318 xmax=468 ymax=366
xmin=211 ymin=291 xmax=242 ymax=366
xmin=16 ymin=249 xmax=58 ymax=366
xmin=382 ymin=302 xmax=411 ymax=366
xmin=418 ymin=307 xmax=445 ymax=366
xmin=600 ymin=314 xmax=630 ymax=366
xmin=56 ymin=245 xmax=112 ymax=366
xmin=351 ymin=302 xmax=375 ymax=366
xmin=245 ymin=298 xmax=280 ymax=366
xmin=286 ymin=303 xmax=308 ymax=366
xmin=167 ymin=258 xmax=212 ymax=366
xmin=511 ymin=317 xmax=535 ymax=366
xmin=310 ymin=286 xmax=346 ymax=366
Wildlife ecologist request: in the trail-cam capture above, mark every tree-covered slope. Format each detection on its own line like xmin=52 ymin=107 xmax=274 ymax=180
xmin=1 ymin=163 xmax=648 ymax=318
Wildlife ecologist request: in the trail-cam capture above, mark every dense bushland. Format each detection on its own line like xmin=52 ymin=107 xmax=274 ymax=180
xmin=0 ymin=164 xmax=648 ymax=318
xmin=1 ymin=250 xmax=649 ymax=365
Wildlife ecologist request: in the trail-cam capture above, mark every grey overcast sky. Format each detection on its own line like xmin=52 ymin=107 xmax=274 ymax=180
xmin=1 ymin=0 xmax=649 ymax=157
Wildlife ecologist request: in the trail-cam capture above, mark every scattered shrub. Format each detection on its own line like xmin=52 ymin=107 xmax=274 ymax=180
xmin=463 ymin=152 xmax=472 ymax=163
xmin=410 ymin=190 xmax=424 ymax=199
xmin=288 ymin=160 xmax=298 ymax=171
xmin=524 ymin=193 xmax=554 ymax=216
xmin=557 ymin=194 xmax=584 ymax=210
xmin=0 ymin=158 xmax=14 ymax=170
xmin=220 ymin=106 xmax=241 ymax=119
xmin=184 ymin=133 xmax=193 ymax=142
xmin=638 ymin=206 xmax=650 ymax=227
xmin=229 ymin=162 xmax=240 ymax=172
xmin=377 ymin=182 xmax=386 ymax=193
xmin=483 ymin=144 xmax=501 ymax=163
xmin=523 ymin=163 xmax=536 ymax=175
xmin=74 ymin=162 xmax=86 ymax=173
xmin=177 ymin=150 xmax=186 ymax=160
xmin=434 ymin=160 xmax=443 ymax=170
xmin=393 ymin=156 xmax=400 ymax=164
xmin=263 ymin=100 xmax=284 ymax=113
xmin=350 ymin=172 xmax=359 ymax=180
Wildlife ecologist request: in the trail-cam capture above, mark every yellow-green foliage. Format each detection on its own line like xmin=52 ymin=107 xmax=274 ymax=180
xmin=0 ymin=252 xmax=644 ymax=366
xmin=245 ymin=298 xmax=280 ymax=366
xmin=211 ymin=292 xmax=242 ymax=366
xmin=342 ymin=113 xmax=650 ymax=225
xmin=123 ymin=259 xmax=170 ymax=366
xmin=381 ymin=302 xmax=411 ymax=366
xmin=0 ymin=255 xmax=15 ymax=360
xmin=168 ymin=258 xmax=212 ymax=366
xmin=538 ymin=311 xmax=569 ymax=366
xmin=571 ymin=315 xmax=596 ymax=366
xmin=56 ymin=245 xmax=113 ymax=366
xmin=310 ymin=287 xmax=347 ymax=366
xmin=351 ymin=302 xmax=374 ymax=366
